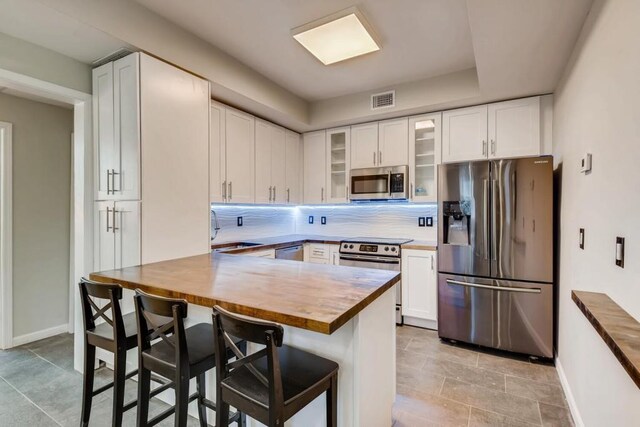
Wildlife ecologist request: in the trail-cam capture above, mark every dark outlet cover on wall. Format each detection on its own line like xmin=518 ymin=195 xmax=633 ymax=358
xmin=321 ymin=216 xmax=327 ymax=225
xmin=418 ymin=217 xmax=426 ymax=227
xmin=237 ymin=216 xmax=243 ymax=227
xmin=308 ymin=216 xmax=314 ymax=224
xmin=426 ymin=217 xmax=433 ymax=227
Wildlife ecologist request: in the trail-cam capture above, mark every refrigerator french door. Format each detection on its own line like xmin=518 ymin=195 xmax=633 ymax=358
xmin=437 ymin=157 xmax=554 ymax=357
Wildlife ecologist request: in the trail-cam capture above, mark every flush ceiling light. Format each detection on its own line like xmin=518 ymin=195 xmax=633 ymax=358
xmin=292 ymin=7 xmax=380 ymax=65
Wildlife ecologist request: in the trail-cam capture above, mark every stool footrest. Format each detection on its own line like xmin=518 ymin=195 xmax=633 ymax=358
xmin=92 ymin=369 xmax=138 ymax=396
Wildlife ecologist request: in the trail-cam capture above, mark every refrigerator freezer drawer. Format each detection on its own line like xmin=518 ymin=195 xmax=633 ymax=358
xmin=437 ymin=273 xmax=553 ymax=358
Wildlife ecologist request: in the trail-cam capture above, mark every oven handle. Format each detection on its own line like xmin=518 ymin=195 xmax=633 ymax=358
xmin=446 ymin=279 xmax=541 ymax=294
xmin=339 ymin=255 xmax=400 ymax=264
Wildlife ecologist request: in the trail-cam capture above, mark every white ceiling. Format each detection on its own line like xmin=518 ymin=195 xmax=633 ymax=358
xmin=135 ymin=0 xmax=477 ymax=101
xmin=0 ymin=0 xmax=127 ymax=63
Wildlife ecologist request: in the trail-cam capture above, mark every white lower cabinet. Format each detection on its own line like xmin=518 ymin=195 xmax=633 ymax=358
xmin=401 ymin=249 xmax=437 ymax=329
xmin=94 ymin=201 xmax=141 ymax=271
xmin=329 ymin=245 xmax=340 ymax=266
xmin=303 ymin=243 xmax=339 ymax=264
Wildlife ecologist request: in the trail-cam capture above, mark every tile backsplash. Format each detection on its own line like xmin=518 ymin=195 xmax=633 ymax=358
xmin=212 ymin=203 xmax=438 ymax=242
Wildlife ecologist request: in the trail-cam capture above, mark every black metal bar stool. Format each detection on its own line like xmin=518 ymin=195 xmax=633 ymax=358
xmin=212 ymin=305 xmax=339 ymax=427
xmin=78 ymin=278 xmax=172 ymax=426
xmin=134 ymin=289 xmax=245 ymax=427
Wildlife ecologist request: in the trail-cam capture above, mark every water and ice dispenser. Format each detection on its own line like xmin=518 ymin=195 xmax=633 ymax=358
xmin=442 ymin=201 xmax=471 ymax=245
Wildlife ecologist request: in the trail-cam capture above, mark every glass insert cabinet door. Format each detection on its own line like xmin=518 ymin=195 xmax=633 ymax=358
xmin=409 ymin=113 xmax=442 ymax=202
xmin=326 ymin=127 xmax=351 ymax=203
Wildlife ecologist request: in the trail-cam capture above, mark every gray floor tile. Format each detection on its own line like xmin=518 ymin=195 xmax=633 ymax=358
xmin=406 ymin=335 xmax=479 ymax=366
xmin=26 ymin=333 xmax=75 ymax=372
xmin=396 ymin=383 xmax=471 ymax=426
xmin=0 ymin=378 xmax=59 ymax=426
xmin=397 ymin=347 xmax=428 ymax=370
xmin=422 ymin=356 xmax=506 ymax=392
xmin=477 ymin=353 xmax=560 ymax=385
xmin=469 ymin=407 xmax=538 ymax=427
xmin=440 ymin=378 xmax=542 ymax=425
xmin=538 ymin=402 xmax=574 ymax=427
xmin=397 ymin=363 xmax=444 ymax=395
xmin=506 ymin=376 xmax=568 ymax=407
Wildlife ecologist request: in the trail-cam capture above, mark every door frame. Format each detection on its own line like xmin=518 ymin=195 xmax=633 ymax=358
xmin=0 ymin=121 xmax=13 ymax=349
xmin=0 ymin=68 xmax=92 ymax=357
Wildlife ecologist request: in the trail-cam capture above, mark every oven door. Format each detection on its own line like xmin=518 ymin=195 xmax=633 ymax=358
xmin=339 ymin=254 xmax=402 ymax=324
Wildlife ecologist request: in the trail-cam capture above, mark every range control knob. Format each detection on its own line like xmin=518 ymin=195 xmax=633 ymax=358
xmin=349 ymin=244 xmax=354 ymax=249
xmin=384 ymin=246 xmax=389 ymax=251
xmin=343 ymin=243 xmax=348 ymax=249
xmin=391 ymin=247 xmax=397 ymax=252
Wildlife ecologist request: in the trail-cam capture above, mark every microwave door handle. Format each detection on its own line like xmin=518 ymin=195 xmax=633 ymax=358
xmin=388 ymin=171 xmax=392 ymax=196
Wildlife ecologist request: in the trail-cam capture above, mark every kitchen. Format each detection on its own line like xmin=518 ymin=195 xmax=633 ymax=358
xmin=1 ymin=1 xmax=639 ymax=426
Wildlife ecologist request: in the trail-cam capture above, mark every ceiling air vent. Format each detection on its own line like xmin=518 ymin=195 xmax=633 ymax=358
xmin=371 ymin=90 xmax=395 ymax=110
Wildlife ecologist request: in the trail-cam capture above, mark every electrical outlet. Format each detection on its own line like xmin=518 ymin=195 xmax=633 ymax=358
xmin=418 ymin=217 xmax=426 ymax=227
xmin=426 ymin=217 xmax=433 ymax=227
xmin=237 ymin=216 xmax=243 ymax=227
xmin=308 ymin=216 xmax=314 ymax=224
xmin=321 ymin=216 xmax=327 ymax=225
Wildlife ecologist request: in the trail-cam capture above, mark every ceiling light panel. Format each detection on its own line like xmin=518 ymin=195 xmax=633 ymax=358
xmin=292 ymin=8 xmax=380 ymax=65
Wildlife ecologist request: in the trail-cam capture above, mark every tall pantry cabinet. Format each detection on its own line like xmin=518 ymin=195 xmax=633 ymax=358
xmin=93 ymin=52 xmax=211 ymax=271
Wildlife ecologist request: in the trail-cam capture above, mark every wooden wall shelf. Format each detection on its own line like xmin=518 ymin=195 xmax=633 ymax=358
xmin=572 ymin=291 xmax=640 ymax=388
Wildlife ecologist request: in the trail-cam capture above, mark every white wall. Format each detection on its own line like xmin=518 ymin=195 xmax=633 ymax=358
xmin=0 ymin=32 xmax=91 ymax=94
xmin=210 ymin=205 xmax=296 ymax=243
xmin=0 ymin=92 xmax=72 ymax=338
xmin=553 ymin=1 xmax=640 ymax=425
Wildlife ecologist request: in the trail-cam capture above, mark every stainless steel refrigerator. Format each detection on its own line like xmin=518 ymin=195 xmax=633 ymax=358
xmin=437 ymin=156 xmax=554 ymax=358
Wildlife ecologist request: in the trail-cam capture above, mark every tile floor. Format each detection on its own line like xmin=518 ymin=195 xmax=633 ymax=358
xmin=0 ymin=328 xmax=573 ymax=426
xmin=394 ymin=326 xmax=574 ymax=427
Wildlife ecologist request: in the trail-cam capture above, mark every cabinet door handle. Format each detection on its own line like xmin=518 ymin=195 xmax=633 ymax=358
xmin=273 ymin=186 xmax=276 ymax=202
xmin=491 ymin=139 xmax=496 ymax=155
xmin=106 ymin=206 xmax=112 ymax=232
xmin=222 ymin=180 xmax=227 ymax=200
xmin=379 ymin=151 xmax=382 ymax=165
xmin=111 ymin=169 xmax=120 ymax=193
xmin=373 ymin=151 xmax=376 ymax=165
xmin=112 ymin=208 xmax=119 ymax=233
xmin=269 ymin=186 xmax=272 ymax=202
xmin=410 ymin=182 xmax=414 ymax=199
xmin=287 ymin=188 xmax=290 ymax=203
xmin=229 ymin=182 xmax=232 ymax=200
xmin=346 ymin=185 xmax=349 ymax=201
xmin=482 ymin=140 xmax=487 ymax=156
xmin=321 ymin=187 xmax=324 ymax=202
xmin=106 ymin=170 xmax=112 ymax=195
xmin=431 ymin=255 xmax=434 ymax=270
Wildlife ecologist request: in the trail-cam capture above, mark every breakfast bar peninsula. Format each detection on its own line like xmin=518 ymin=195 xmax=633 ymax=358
xmin=84 ymin=252 xmax=400 ymax=427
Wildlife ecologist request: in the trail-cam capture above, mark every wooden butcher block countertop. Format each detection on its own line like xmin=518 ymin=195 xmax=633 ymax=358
xmin=90 ymin=252 xmax=400 ymax=335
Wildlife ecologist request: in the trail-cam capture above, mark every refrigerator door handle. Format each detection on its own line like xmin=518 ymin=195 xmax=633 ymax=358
xmin=446 ymin=279 xmax=541 ymax=294
xmin=492 ymin=179 xmax=499 ymax=262
xmin=483 ymin=179 xmax=489 ymax=260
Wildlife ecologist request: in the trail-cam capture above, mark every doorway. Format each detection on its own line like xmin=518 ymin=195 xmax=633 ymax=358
xmin=0 ymin=121 xmax=12 ymax=349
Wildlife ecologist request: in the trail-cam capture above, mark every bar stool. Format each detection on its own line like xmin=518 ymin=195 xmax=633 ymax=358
xmin=134 ymin=290 xmax=245 ymax=427
xmin=212 ymin=305 xmax=339 ymax=427
xmin=78 ymin=278 xmax=171 ymax=426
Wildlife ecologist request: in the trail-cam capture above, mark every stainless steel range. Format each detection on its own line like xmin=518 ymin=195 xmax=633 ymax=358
xmin=339 ymin=237 xmax=412 ymax=325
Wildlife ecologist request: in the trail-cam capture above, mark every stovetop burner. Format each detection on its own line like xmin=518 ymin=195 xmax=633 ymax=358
xmin=340 ymin=237 xmax=413 ymax=245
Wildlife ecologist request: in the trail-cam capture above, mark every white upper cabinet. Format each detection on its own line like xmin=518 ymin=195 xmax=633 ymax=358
xmin=255 ymin=120 xmax=272 ymax=203
xmin=378 ymin=117 xmax=409 ymax=167
xmin=488 ymin=97 xmax=541 ymax=159
xmin=225 ymin=107 xmax=255 ymax=203
xmin=255 ymin=120 xmax=287 ymax=204
xmin=350 ymin=122 xmax=378 ymax=169
xmin=285 ymin=131 xmax=301 ymax=204
xmin=303 ymin=130 xmax=326 ymax=204
xmin=442 ymin=105 xmax=488 ymax=163
xmin=409 ymin=113 xmax=441 ymax=202
xmin=210 ymin=101 xmax=226 ymax=203
xmin=271 ymin=126 xmax=287 ymax=204
xmin=326 ymin=127 xmax=350 ymax=203
xmin=93 ymin=54 xmax=140 ymax=201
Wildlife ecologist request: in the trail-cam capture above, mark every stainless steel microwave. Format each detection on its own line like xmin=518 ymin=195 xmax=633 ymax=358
xmin=350 ymin=165 xmax=409 ymax=201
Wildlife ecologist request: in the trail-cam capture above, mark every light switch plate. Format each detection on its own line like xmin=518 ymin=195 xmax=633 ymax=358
xmin=308 ymin=216 xmax=314 ymax=224
xmin=418 ymin=217 xmax=426 ymax=227
xmin=616 ymin=237 xmax=625 ymax=268
xmin=426 ymin=217 xmax=433 ymax=227
xmin=579 ymin=228 xmax=585 ymax=249
xmin=321 ymin=216 xmax=327 ymax=225
xmin=580 ymin=153 xmax=592 ymax=173
xmin=237 ymin=216 xmax=243 ymax=227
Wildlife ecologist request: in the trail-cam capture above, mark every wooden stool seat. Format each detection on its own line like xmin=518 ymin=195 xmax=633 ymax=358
xmin=221 ymin=344 xmax=339 ymax=416
xmin=87 ymin=311 xmax=139 ymax=349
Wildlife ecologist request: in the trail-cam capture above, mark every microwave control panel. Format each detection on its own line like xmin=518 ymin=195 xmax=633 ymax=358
xmin=390 ymin=173 xmax=405 ymax=193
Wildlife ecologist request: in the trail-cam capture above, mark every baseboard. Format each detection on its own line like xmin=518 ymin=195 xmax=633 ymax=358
xmin=12 ymin=323 xmax=69 ymax=347
xmin=556 ymin=358 xmax=584 ymax=427
xmin=402 ymin=316 xmax=437 ymax=330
